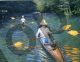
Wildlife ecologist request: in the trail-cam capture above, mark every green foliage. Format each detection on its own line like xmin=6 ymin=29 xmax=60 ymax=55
xmin=33 ymin=0 xmax=80 ymax=16
xmin=33 ymin=0 xmax=45 ymax=12
xmin=68 ymin=0 xmax=80 ymax=15
xmin=44 ymin=0 xmax=55 ymax=6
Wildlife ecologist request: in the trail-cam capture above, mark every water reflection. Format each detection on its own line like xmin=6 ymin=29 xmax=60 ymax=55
xmin=64 ymin=45 xmax=80 ymax=62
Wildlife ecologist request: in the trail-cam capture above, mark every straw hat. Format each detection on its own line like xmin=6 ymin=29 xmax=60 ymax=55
xmin=40 ymin=19 xmax=48 ymax=25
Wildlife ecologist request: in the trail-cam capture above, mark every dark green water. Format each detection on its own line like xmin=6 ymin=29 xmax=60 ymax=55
xmin=0 ymin=13 xmax=80 ymax=62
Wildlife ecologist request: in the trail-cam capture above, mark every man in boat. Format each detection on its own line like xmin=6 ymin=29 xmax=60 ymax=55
xmin=36 ymin=19 xmax=65 ymax=62
xmin=36 ymin=19 xmax=56 ymax=50
xmin=20 ymin=15 xmax=26 ymax=27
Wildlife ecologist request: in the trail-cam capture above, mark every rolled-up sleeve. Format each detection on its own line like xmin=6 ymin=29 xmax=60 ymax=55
xmin=36 ymin=29 xmax=40 ymax=38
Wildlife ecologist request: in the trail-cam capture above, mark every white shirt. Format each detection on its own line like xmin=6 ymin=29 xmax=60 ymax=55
xmin=36 ymin=27 xmax=51 ymax=38
xmin=21 ymin=17 xmax=26 ymax=23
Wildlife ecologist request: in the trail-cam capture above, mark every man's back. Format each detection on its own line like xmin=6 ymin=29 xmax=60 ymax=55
xmin=40 ymin=27 xmax=50 ymax=38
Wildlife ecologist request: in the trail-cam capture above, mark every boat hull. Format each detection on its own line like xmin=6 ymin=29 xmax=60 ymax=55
xmin=42 ymin=44 xmax=65 ymax=62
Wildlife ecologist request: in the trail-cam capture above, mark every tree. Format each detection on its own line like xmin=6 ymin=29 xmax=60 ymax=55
xmin=33 ymin=0 xmax=45 ymax=12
